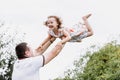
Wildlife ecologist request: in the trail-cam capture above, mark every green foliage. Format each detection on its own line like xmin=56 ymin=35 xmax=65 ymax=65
xmin=54 ymin=40 xmax=120 ymax=80
xmin=0 ymin=22 xmax=25 ymax=80
xmin=81 ymin=41 xmax=120 ymax=80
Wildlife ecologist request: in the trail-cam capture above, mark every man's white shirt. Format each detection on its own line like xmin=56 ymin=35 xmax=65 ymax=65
xmin=12 ymin=55 xmax=44 ymax=80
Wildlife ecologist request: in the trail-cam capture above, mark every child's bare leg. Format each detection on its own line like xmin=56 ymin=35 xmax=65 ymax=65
xmin=82 ymin=14 xmax=93 ymax=37
xmin=36 ymin=38 xmax=56 ymax=54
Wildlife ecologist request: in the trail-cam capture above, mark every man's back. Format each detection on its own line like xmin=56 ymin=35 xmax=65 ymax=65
xmin=12 ymin=56 xmax=44 ymax=80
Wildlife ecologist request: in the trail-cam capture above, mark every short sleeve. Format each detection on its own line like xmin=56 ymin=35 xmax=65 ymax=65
xmin=29 ymin=55 xmax=44 ymax=68
xmin=41 ymin=55 xmax=45 ymax=66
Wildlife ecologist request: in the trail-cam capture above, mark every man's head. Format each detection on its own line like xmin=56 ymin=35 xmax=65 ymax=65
xmin=15 ymin=42 xmax=34 ymax=59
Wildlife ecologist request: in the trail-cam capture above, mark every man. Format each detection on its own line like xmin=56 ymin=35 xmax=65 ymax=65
xmin=12 ymin=38 xmax=65 ymax=80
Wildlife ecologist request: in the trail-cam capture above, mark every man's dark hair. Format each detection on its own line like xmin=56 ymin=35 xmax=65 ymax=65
xmin=15 ymin=42 xmax=29 ymax=59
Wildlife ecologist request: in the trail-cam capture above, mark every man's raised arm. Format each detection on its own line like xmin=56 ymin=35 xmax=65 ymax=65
xmin=43 ymin=42 xmax=65 ymax=65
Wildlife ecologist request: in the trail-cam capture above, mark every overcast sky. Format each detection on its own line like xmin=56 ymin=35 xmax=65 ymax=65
xmin=0 ymin=0 xmax=120 ymax=79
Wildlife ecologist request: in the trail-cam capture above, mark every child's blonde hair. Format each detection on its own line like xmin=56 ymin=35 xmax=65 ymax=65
xmin=44 ymin=16 xmax=62 ymax=28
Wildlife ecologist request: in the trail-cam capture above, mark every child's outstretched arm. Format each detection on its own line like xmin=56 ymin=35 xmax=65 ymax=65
xmin=40 ymin=34 xmax=53 ymax=46
xmin=60 ymin=29 xmax=71 ymax=44
xmin=36 ymin=34 xmax=54 ymax=53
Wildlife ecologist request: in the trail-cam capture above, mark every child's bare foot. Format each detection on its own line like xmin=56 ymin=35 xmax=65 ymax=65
xmin=82 ymin=14 xmax=92 ymax=20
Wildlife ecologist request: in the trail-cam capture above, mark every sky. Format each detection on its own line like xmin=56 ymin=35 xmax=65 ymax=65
xmin=0 ymin=0 xmax=120 ymax=79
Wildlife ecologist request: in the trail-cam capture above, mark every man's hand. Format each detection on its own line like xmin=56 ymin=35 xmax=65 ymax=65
xmin=56 ymin=42 xmax=62 ymax=47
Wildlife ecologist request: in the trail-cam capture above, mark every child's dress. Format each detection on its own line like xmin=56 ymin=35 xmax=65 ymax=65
xmin=48 ymin=23 xmax=88 ymax=42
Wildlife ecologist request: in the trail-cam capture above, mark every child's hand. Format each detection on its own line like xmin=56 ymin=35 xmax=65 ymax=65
xmin=36 ymin=45 xmax=43 ymax=53
xmin=39 ymin=45 xmax=43 ymax=49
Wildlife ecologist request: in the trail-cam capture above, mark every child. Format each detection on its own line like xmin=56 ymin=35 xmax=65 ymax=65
xmin=37 ymin=14 xmax=93 ymax=53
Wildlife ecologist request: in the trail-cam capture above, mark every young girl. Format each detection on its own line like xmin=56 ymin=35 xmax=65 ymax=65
xmin=37 ymin=14 xmax=93 ymax=53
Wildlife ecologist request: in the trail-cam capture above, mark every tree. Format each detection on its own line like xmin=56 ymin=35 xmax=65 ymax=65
xmin=54 ymin=40 xmax=120 ymax=80
xmin=81 ymin=41 xmax=120 ymax=80
xmin=0 ymin=22 xmax=25 ymax=80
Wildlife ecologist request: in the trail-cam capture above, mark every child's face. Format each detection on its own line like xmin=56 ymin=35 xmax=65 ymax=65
xmin=46 ymin=17 xmax=58 ymax=29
